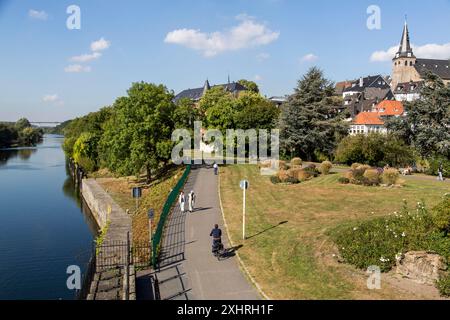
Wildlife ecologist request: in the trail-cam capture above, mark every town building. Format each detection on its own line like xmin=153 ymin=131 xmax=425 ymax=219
xmin=341 ymin=75 xmax=394 ymax=117
xmin=174 ymin=80 xmax=248 ymax=103
xmin=393 ymin=80 xmax=424 ymax=101
xmin=391 ymin=21 xmax=450 ymax=90
xmin=349 ymin=100 xmax=404 ymax=135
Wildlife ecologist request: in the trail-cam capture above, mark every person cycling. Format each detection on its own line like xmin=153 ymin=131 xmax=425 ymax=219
xmin=210 ymin=224 xmax=222 ymax=253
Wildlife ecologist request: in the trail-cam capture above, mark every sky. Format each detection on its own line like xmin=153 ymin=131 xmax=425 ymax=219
xmin=1 ymin=0 xmax=450 ymax=122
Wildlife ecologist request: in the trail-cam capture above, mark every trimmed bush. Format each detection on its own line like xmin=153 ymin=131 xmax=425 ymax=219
xmin=304 ymin=164 xmax=319 ymax=177
xmin=287 ymin=168 xmax=303 ymax=179
xmin=382 ymin=168 xmax=400 ymax=186
xmin=297 ymin=170 xmax=312 ymax=181
xmin=290 ymin=157 xmax=303 ymax=167
xmin=319 ymin=161 xmax=333 ymax=175
xmin=270 ymin=176 xmax=281 ymax=184
xmin=363 ymin=169 xmax=381 ymax=186
xmin=432 ymin=195 xmax=450 ymax=233
xmin=338 ymin=177 xmax=350 ymax=184
xmin=350 ymin=164 xmax=371 ymax=185
xmin=284 ymin=176 xmax=300 ymax=184
xmin=277 ymin=169 xmax=290 ymax=182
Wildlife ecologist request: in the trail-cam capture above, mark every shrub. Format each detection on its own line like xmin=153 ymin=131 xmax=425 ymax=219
xmin=432 ymin=195 xmax=450 ymax=234
xmin=350 ymin=164 xmax=371 ymax=185
xmin=319 ymin=161 xmax=333 ymax=175
xmin=270 ymin=176 xmax=281 ymax=184
xmin=277 ymin=169 xmax=290 ymax=182
xmin=335 ymin=133 xmax=414 ymax=167
xmin=351 ymin=163 xmax=363 ymax=170
xmin=382 ymin=168 xmax=400 ymax=186
xmin=304 ymin=164 xmax=319 ymax=177
xmin=287 ymin=168 xmax=303 ymax=180
xmin=437 ymin=274 xmax=450 ymax=297
xmin=296 ymin=170 xmax=312 ymax=181
xmin=284 ymin=176 xmax=300 ymax=184
xmin=338 ymin=177 xmax=350 ymax=184
xmin=290 ymin=157 xmax=302 ymax=167
xmin=329 ymin=198 xmax=450 ymax=296
xmin=363 ymin=169 xmax=381 ymax=186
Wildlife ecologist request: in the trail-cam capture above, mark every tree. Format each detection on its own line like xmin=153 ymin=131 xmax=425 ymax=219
xmin=173 ymin=98 xmax=203 ymax=130
xmin=237 ymin=79 xmax=259 ymax=93
xmin=99 ymin=82 xmax=175 ymax=183
xmin=15 ymin=118 xmax=31 ymax=131
xmin=0 ymin=124 xmax=18 ymax=148
xmin=386 ymin=72 xmax=450 ymax=158
xmin=19 ymin=127 xmax=43 ymax=146
xmin=278 ymin=67 xmax=348 ymax=160
xmin=335 ymin=133 xmax=415 ymax=167
xmin=73 ymin=132 xmax=99 ymax=172
xmin=198 ymin=86 xmax=236 ymax=129
xmin=234 ymin=91 xmax=279 ymax=130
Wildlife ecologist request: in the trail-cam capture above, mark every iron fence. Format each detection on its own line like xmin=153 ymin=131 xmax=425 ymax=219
xmin=152 ymin=165 xmax=191 ymax=267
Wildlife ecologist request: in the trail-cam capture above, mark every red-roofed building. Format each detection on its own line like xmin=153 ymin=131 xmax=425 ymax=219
xmin=374 ymin=100 xmax=404 ymax=116
xmin=350 ymin=112 xmax=387 ymax=135
xmin=349 ymin=100 xmax=405 ymax=135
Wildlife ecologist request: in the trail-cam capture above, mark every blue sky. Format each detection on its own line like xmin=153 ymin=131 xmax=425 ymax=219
xmin=1 ymin=0 xmax=450 ymax=122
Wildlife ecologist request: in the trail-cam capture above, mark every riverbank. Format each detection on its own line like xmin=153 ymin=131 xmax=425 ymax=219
xmin=92 ymin=166 xmax=184 ymax=245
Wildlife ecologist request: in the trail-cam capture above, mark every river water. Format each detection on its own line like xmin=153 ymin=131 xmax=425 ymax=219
xmin=0 ymin=135 xmax=97 ymax=300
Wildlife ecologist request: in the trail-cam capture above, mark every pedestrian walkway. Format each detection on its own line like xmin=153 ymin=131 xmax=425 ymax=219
xmin=155 ymin=165 xmax=260 ymax=300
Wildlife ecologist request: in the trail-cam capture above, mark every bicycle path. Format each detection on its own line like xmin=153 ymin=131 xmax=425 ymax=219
xmin=156 ymin=165 xmax=260 ymax=300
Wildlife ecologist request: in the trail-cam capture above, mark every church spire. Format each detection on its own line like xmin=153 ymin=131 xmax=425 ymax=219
xmin=396 ymin=19 xmax=414 ymax=58
xmin=203 ymin=79 xmax=211 ymax=95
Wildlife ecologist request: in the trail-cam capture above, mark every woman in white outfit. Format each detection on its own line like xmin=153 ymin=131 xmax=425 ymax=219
xmin=188 ymin=190 xmax=196 ymax=213
xmin=179 ymin=192 xmax=186 ymax=213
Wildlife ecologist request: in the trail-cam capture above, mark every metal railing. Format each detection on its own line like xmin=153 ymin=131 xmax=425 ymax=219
xmin=152 ymin=165 xmax=191 ymax=267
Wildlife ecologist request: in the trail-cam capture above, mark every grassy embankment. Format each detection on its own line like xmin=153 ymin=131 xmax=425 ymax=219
xmin=219 ymin=164 xmax=449 ymax=299
xmin=93 ymin=166 xmax=184 ymax=244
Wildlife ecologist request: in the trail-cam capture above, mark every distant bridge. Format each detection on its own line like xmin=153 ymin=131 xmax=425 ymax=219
xmin=30 ymin=122 xmax=63 ymax=127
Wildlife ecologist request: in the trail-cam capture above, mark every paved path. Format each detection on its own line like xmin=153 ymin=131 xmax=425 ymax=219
xmin=156 ymin=165 xmax=260 ymax=300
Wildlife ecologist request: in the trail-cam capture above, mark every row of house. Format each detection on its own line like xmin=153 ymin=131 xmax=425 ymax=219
xmin=172 ymin=21 xmax=448 ymax=137
xmin=341 ymin=20 xmax=450 ymax=135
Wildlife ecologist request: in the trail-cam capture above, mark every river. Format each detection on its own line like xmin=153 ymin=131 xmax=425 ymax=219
xmin=0 ymin=135 xmax=98 ymax=300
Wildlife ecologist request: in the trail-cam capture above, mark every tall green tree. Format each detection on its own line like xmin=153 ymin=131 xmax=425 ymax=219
xmin=386 ymin=72 xmax=450 ymax=158
xmin=100 ymin=82 xmax=175 ymax=183
xmin=0 ymin=124 xmax=18 ymax=148
xmin=237 ymin=79 xmax=259 ymax=93
xmin=198 ymin=86 xmax=236 ymax=130
xmin=234 ymin=91 xmax=279 ymax=130
xmin=278 ymin=67 xmax=348 ymax=160
xmin=15 ymin=118 xmax=31 ymax=131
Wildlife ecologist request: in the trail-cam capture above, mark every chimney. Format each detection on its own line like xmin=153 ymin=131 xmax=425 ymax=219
xmin=359 ymin=77 xmax=364 ymax=87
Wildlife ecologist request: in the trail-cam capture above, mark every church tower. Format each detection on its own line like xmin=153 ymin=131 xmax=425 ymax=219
xmin=391 ymin=20 xmax=418 ymax=89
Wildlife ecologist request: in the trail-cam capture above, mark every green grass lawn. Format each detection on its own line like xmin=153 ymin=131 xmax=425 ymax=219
xmin=219 ymin=165 xmax=450 ymax=299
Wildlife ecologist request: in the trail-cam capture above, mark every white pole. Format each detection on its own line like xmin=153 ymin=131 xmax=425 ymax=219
xmin=243 ymin=187 xmax=246 ymax=240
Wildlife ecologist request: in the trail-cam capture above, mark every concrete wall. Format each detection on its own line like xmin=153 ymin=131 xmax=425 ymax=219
xmin=81 ymin=179 xmax=132 ymax=243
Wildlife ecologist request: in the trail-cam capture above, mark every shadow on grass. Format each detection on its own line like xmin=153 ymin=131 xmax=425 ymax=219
xmin=246 ymin=221 xmax=288 ymax=240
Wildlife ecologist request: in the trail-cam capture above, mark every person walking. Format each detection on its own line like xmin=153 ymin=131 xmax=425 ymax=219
xmin=179 ymin=191 xmax=186 ymax=213
xmin=438 ymin=162 xmax=444 ymax=181
xmin=188 ymin=190 xmax=196 ymax=213
xmin=213 ymin=162 xmax=219 ymax=175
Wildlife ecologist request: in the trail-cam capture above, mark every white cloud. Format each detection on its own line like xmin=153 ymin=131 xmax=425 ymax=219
xmin=300 ymin=53 xmax=319 ymax=63
xmin=371 ymin=43 xmax=450 ymax=62
xmin=70 ymin=52 xmax=102 ymax=63
xmin=256 ymin=52 xmax=270 ymax=62
xmin=29 ymin=9 xmax=48 ymax=21
xmin=164 ymin=15 xmax=279 ymax=57
xmin=64 ymin=64 xmax=92 ymax=73
xmin=42 ymin=94 xmax=59 ymax=102
xmin=91 ymin=38 xmax=111 ymax=52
